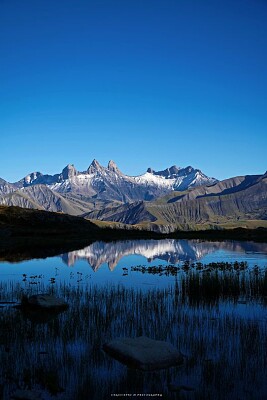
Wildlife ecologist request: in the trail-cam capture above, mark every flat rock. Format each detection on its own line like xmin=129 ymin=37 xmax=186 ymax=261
xmin=21 ymin=294 xmax=68 ymax=310
xmin=11 ymin=389 xmax=43 ymax=400
xmin=103 ymin=336 xmax=183 ymax=371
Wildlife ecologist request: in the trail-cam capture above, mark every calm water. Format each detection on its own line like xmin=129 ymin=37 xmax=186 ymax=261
xmin=0 ymin=239 xmax=267 ymax=399
xmin=1 ymin=239 xmax=267 ymax=287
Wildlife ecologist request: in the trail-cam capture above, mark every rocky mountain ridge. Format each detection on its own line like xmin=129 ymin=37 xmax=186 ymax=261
xmin=0 ymin=161 xmax=266 ymax=232
xmin=0 ymin=159 xmax=217 ymax=205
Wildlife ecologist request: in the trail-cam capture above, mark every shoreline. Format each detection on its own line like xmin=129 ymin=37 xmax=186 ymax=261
xmin=1 ymin=205 xmax=267 ymax=261
xmin=1 ymin=227 xmax=267 ymax=263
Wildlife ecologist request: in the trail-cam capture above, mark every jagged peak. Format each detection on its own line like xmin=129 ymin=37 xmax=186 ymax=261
xmin=147 ymin=165 xmax=181 ymax=177
xmin=151 ymin=165 xmax=182 ymax=178
xmin=64 ymin=163 xmax=75 ymax=168
xmin=185 ymin=165 xmax=194 ymax=170
xmin=168 ymin=165 xmax=180 ymax=174
xmin=25 ymin=171 xmax=43 ymax=178
xmin=92 ymin=158 xmax=101 ymax=166
xmin=62 ymin=163 xmax=76 ymax=171
xmin=107 ymin=160 xmax=121 ymax=173
xmin=61 ymin=164 xmax=77 ymax=180
xmin=87 ymin=159 xmax=103 ymax=174
xmin=23 ymin=171 xmax=43 ymax=184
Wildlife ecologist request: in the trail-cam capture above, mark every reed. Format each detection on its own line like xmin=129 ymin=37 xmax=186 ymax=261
xmin=0 ymin=264 xmax=266 ymax=399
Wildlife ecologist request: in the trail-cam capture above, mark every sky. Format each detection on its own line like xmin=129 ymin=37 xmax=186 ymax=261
xmin=0 ymin=0 xmax=266 ymax=182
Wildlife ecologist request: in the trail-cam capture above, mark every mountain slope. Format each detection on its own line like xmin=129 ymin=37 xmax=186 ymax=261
xmin=0 ymin=178 xmax=17 ymax=195
xmin=0 ymin=185 xmax=121 ymax=216
xmin=84 ymin=201 xmax=157 ymax=224
xmin=83 ymin=172 xmax=267 ymax=231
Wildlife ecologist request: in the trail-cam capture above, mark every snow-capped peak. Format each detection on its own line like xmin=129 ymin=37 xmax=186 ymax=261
xmin=5 ymin=159 xmax=218 ymax=202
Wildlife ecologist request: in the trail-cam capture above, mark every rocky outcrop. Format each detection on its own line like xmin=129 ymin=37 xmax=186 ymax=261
xmin=61 ymin=164 xmax=77 ymax=180
xmin=107 ymin=160 xmax=121 ymax=173
xmin=86 ymin=159 xmax=103 ymax=174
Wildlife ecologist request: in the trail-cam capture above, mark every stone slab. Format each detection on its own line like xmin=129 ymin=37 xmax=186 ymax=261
xmin=103 ymin=336 xmax=183 ymax=371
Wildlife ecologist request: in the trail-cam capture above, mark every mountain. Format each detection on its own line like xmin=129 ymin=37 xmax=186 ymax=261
xmin=0 ymin=178 xmax=16 ymax=195
xmin=83 ymin=172 xmax=267 ymax=231
xmin=146 ymin=165 xmax=212 ymax=189
xmin=15 ymin=164 xmax=78 ymax=188
xmin=0 ymin=160 xmax=217 ymax=208
xmin=47 ymin=160 xmax=217 ymax=202
xmin=0 ymin=184 xmax=122 ymax=216
xmin=1 ymin=161 xmax=266 ymax=233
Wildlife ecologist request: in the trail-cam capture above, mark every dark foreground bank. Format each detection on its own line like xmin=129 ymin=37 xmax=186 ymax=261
xmin=0 ymin=205 xmax=267 ymax=261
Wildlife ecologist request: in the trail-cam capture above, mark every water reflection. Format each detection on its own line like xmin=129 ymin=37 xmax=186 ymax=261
xmin=61 ymin=239 xmax=267 ymax=271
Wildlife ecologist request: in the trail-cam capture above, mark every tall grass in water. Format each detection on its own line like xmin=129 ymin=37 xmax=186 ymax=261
xmin=132 ymin=261 xmax=267 ymax=304
xmin=0 ymin=266 xmax=266 ymax=400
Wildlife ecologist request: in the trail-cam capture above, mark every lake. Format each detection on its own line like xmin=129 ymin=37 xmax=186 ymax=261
xmin=0 ymin=239 xmax=266 ymax=399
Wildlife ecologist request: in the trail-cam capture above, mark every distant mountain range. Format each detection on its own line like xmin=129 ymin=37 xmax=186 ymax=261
xmin=0 ymin=160 xmax=266 ymax=232
xmin=0 ymin=159 xmax=216 ymax=201
xmin=0 ymin=159 xmax=216 ymax=209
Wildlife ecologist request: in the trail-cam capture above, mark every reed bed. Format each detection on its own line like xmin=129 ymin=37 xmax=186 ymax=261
xmin=0 ymin=263 xmax=266 ymax=399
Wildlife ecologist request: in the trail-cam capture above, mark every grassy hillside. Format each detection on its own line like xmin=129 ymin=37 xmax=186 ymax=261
xmin=1 ymin=204 xmax=267 ymax=262
xmin=83 ymin=173 xmax=267 ymax=233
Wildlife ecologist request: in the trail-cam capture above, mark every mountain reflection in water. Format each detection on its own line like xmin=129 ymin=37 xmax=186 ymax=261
xmin=61 ymin=239 xmax=267 ymax=271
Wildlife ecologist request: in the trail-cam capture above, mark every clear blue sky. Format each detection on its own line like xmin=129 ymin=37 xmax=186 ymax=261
xmin=0 ymin=0 xmax=266 ymax=182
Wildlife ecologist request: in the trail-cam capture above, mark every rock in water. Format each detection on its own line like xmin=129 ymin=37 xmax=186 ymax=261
xmin=21 ymin=294 xmax=68 ymax=310
xmin=103 ymin=336 xmax=183 ymax=371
